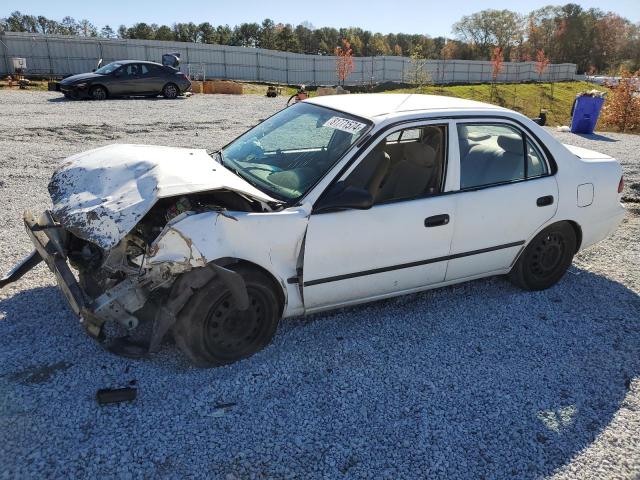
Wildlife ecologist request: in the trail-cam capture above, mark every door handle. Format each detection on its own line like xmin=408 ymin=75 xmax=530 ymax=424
xmin=424 ymin=214 xmax=450 ymax=227
xmin=537 ymin=195 xmax=554 ymax=207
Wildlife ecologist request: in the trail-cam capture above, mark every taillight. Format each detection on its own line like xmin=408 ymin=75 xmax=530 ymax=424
xmin=618 ymin=176 xmax=624 ymax=194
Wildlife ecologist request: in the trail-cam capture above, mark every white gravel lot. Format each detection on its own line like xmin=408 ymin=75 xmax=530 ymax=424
xmin=0 ymin=90 xmax=638 ymax=479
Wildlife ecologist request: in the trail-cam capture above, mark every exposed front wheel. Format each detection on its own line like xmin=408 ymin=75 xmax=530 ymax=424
xmin=509 ymin=222 xmax=576 ymax=291
xmin=172 ymin=266 xmax=282 ymax=367
xmin=89 ymin=86 xmax=107 ymax=100
xmin=162 ymin=83 xmax=179 ymax=99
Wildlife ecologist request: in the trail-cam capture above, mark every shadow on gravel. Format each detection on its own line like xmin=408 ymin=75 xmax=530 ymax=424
xmin=574 ymin=132 xmax=619 ymax=142
xmin=0 ymin=270 xmax=639 ymax=478
xmin=46 ymin=96 xmax=189 ymax=103
xmin=46 ymin=97 xmax=70 ymax=103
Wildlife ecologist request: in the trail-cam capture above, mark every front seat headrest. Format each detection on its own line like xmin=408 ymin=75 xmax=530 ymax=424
xmin=421 ymin=127 xmax=442 ymax=151
xmin=497 ymin=134 xmax=523 ymax=154
xmin=403 ymin=142 xmax=436 ymax=167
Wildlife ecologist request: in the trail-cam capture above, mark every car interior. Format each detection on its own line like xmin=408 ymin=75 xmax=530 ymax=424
xmin=457 ymin=124 xmax=548 ymax=189
xmin=345 ymin=125 xmax=447 ymax=204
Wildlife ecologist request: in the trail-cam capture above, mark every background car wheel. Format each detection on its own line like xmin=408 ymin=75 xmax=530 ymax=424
xmin=162 ymin=83 xmax=179 ymax=99
xmin=172 ymin=265 xmax=282 ymax=367
xmin=89 ymin=86 xmax=107 ymax=100
xmin=509 ymin=222 xmax=577 ymax=291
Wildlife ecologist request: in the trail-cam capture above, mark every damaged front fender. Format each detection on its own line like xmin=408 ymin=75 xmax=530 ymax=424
xmin=145 ymin=206 xmax=311 ymax=317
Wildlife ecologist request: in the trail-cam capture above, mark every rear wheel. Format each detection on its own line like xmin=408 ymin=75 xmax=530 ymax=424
xmin=89 ymin=85 xmax=107 ymax=100
xmin=172 ymin=266 xmax=282 ymax=367
xmin=509 ymin=222 xmax=576 ymax=291
xmin=162 ymin=83 xmax=179 ymax=99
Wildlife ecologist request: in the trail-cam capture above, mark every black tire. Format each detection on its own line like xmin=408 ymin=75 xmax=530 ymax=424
xmin=509 ymin=222 xmax=576 ymax=291
xmin=162 ymin=83 xmax=179 ymax=99
xmin=172 ymin=266 xmax=282 ymax=367
xmin=89 ymin=85 xmax=107 ymax=100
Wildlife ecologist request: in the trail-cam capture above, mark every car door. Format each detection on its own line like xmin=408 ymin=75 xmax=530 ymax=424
xmin=445 ymin=120 xmax=559 ymax=281
xmin=302 ymin=121 xmax=456 ymax=311
xmin=139 ymin=64 xmax=165 ymax=94
xmin=106 ymin=65 xmax=128 ymax=96
xmin=113 ymin=63 xmax=147 ymax=95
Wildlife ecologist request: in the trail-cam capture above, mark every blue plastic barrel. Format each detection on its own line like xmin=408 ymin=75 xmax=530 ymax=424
xmin=570 ymin=96 xmax=605 ymax=134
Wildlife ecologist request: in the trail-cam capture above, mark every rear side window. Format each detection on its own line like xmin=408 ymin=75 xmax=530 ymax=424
xmin=147 ymin=64 xmax=163 ymax=75
xmin=457 ymin=124 xmax=548 ymax=189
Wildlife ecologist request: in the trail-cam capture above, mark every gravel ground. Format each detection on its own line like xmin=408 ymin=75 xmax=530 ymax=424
xmin=0 ymin=90 xmax=638 ymax=479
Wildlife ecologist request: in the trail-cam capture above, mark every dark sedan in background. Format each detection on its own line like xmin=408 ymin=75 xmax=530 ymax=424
xmin=59 ymin=60 xmax=191 ymax=100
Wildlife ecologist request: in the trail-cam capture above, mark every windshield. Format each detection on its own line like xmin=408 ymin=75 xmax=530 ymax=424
xmin=221 ymin=102 xmax=370 ymax=201
xmin=94 ymin=62 xmax=122 ymax=75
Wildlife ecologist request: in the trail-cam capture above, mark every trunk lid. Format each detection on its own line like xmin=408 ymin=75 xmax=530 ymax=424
xmin=563 ymin=144 xmax=613 ymax=161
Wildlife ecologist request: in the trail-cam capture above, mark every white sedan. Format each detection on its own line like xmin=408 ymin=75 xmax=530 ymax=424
xmin=1 ymin=94 xmax=626 ymax=366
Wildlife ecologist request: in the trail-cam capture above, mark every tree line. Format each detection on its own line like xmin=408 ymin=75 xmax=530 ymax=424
xmin=1 ymin=5 xmax=638 ymax=73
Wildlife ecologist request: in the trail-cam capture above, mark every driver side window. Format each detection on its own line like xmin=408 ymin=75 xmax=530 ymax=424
xmin=344 ymin=124 xmax=447 ymax=204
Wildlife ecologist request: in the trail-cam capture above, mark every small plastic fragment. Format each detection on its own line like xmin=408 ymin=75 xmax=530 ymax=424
xmin=96 ymin=387 xmax=137 ymax=405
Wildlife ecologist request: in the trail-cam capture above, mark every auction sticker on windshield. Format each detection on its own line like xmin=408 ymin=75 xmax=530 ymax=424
xmin=323 ymin=116 xmax=367 ymax=134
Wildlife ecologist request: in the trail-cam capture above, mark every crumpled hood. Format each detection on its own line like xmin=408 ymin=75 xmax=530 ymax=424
xmin=49 ymin=144 xmax=276 ymax=249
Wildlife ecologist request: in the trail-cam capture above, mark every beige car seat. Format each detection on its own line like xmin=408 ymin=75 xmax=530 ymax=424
xmin=376 ymin=141 xmax=437 ymax=202
xmin=346 ymin=140 xmax=391 ymax=197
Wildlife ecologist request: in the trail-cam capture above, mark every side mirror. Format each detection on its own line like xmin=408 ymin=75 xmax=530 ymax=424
xmin=315 ymin=183 xmax=373 ymax=213
xmin=113 ymin=70 xmax=122 ymax=77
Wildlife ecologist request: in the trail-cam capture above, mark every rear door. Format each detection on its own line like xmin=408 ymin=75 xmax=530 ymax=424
xmin=445 ymin=120 xmax=559 ymax=281
xmin=139 ymin=64 xmax=166 ymax=94
xmin=302 ymin=121 xmax=456 ymax=311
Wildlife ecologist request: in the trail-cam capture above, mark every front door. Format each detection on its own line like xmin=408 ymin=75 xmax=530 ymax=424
xmin=445 ymin=121 xmax=559 ymax=281
xmin=302 ymin=122 xmax=456 ymax=310
xmin=113 ymin=63 xmax=148 ymax=95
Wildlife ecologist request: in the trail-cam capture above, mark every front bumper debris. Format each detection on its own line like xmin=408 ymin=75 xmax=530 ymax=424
xmin=3 ymin=210 xmax=252 ymax=357
xmin=21 ymin=210 xmax=147 ymax=339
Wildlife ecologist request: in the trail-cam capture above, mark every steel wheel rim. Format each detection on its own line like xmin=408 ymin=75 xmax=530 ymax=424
xmin=529 ymin=232 xmax=565 ymax=279
xmin=202 ymin=288 xmax=271 ymax=358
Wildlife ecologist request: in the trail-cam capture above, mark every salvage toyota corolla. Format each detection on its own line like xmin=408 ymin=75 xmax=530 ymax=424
xmin=0 ymin=94 xmax=626 ymax=367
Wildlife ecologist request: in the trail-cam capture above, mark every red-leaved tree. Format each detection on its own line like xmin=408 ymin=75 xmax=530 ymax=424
xmin=535 ymin=49 xmax=550 ymax=81
xmin=491 ymin=47 xmax=504 ymax=82
xmin=490 ymin=47 xmax=504 ymax=102
xmin=335 ymin=39 xmax=354 ymax=86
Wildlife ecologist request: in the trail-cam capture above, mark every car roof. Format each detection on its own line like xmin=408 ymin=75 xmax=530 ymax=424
xmin=305 ymin=93 xmax=509 ymax=120
xmin=111 ymin=60 xmax=163 ymax=66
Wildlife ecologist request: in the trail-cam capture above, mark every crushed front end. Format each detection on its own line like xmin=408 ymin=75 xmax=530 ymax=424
xmin=16 ymin=207 xmax=193 ymax=342
xmin=20 ymin=209 xmax=149 ymax=339
xmin=0 ymin=144 xmax=280 ymax=356
xmin=8 ymin=192 xmax=260 ymax=355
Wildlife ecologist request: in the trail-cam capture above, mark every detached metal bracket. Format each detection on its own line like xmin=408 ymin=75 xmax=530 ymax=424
xmin=0 ymin=250 xmax=42 ymax=289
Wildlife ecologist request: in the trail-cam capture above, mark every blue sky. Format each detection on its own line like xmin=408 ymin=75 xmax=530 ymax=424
xmin=8 ymin=1 xmax=640 ymax=37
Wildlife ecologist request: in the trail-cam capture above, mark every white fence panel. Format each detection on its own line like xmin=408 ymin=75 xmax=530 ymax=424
xmin=0 ymin=32 xmax=577 ymax=85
